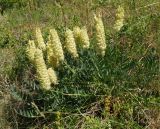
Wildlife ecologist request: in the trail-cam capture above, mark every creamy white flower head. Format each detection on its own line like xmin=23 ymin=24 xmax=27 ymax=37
xmin=114 ymin=6 xmax=125 ymax=31
xmin=73 ymin=26 xmax=90 ymax=49
xmin=94 ymin=14 xmax=106 ymax=56
xmin=49 ymin=29 xmax=64 ymax=61
xmin=35 ymin=27 xmax=46 ymax=51
xmin=65 ymin=28 xmax=78 ymax=58
xmin=34 ymin=49 xmax=51 ymax=90
xmin=26 ymin=40 xmax=36 ymax=62
xmin=47 ymin=68 xmax=58 ymax=85
xmin=46 ymin=38 xmax=59 ymax=68
xmin=73 ymin=26 xmax=81 ymax=39
xmin=79 ymin=26 xmax=90 ymax=48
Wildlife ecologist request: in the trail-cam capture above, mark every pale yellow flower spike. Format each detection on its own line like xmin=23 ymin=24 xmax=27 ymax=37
xmin=94 ymin=14 xmax=106 ymax=56
xmin=26 ymin=40 xmax=36 ymax=62
xmin=34 ymin=49 xmax=51 ymax=90
xmin=47 ymin=68 xmax=58 ymax=85
xmin=49 ymin=29 xmax=64 ymax=62
xmin=46 ymin=35 xmax=57 ymax=67
xmin=114 ymin=6 xmax=125 ymax=31
xmin=73 ymin=26 xmax=90 ymax=49
xmin=73 ymin=26 xmax=81 ymax=39
xmin=65 ymin=28 xmax=78 ymax=58
xmin=80 ymin=26 xmax=90 ymax=49
xmin=35 ymin=27 xmax=46 ymax=51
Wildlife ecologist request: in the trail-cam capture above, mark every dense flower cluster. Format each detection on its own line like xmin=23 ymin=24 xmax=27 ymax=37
xmin=46 ymin=35 xmax=58 ymax=68
xmin=47 ymin=68 xmax=58 ymax=85
xmin=50 ymin=29 xmax=64 ymax=61
xmin=26 ymin=14 xmax=107 ymax=90
xmin=73 ymin=26 xmax=90 ymax=49
xmin=65 ymin=28 xmax=78 ymax=58
xmin=47 ymin=29 xmax=64 ymax=67
xmin=35 ymin=27 xmax=46 ymax=51
xmin=73 ymin=26 xmax=81 ymax=39
xmin=34 ymin=49 xmax=51 ymax=90
xmin=26 ymin=40 xmax=36 ymax=62
xmin=114 ymin=6 xmax=125 ymax=31
xmin=94 ymin=14 xmax=106 ymax=56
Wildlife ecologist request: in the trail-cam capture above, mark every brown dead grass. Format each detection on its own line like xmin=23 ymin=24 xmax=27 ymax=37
xmin=0 ymin=48 xmax=15 ymax=129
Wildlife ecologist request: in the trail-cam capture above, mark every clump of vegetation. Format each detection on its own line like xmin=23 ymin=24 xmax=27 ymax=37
xmin=0 ymin=0 xmax=160 ymax=129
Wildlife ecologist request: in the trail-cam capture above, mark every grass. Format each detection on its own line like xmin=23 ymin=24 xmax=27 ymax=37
xmin=0 ymin=48 xmax=14 ymax=128
xmin=0 ymin=0 xmax=160 ymax=129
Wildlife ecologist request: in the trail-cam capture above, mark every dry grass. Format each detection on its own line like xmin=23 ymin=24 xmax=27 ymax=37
xmin=0 ymin=48 xmax=15 ymax=129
